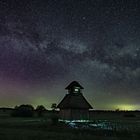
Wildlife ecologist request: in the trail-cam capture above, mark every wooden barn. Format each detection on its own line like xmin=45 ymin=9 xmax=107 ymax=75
xmin=57 ymin=81 xmax=93 ymax=120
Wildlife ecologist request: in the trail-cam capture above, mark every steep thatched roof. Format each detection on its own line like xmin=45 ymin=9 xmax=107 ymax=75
xmin=57 ymin=93 xmax=93 ymax=109
xmin=65 ymin=81 xmax=84 ymax=89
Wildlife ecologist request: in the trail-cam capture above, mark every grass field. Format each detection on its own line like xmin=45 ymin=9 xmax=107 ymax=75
xmin=0 ymin=116 xmax=139 ymax=140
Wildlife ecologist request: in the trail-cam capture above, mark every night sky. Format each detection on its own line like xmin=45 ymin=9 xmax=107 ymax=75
xmin=0 ymin=0 xmax=140 ymax=110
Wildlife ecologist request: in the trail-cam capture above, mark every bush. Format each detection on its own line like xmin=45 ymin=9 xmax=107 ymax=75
xmin=12 ymin=104 xmax=34 ymax=117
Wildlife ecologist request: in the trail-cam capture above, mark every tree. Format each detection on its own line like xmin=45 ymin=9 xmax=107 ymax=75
xmin=115 ymin=108 xmax=120 ymax=112
xmin=36 ymin=105 xmax=46 ymax=117
xmin=12 ymin=104 xmax=34 ymax=117
xmin=51 ymin=103 xmax=58 ymax=125
xmin=51 ymin=103 xmax=57 ymax=111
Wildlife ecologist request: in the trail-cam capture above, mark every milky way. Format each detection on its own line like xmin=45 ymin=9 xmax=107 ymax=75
xmin=0 ymin=0 xmax=140 ymax=110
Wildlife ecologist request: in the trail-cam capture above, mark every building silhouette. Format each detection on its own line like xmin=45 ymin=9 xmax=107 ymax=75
xmin=57 ymin=81 xmax=93 ymax=120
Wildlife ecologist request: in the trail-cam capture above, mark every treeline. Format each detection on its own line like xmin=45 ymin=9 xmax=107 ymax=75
xmin=11 ymin=104 xmax=57 ymax=117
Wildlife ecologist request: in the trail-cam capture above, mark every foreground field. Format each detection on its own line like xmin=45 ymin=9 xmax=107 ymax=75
xmin=0 ymin=117 xmax=139 ymax=140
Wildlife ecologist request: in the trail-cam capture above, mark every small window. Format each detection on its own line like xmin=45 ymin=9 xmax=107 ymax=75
xmin=74 ymin=88 xmax=79 ymax=92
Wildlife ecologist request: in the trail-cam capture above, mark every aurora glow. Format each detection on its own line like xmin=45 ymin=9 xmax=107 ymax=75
xmin=0 ymin=0 xmax=140 ymax=110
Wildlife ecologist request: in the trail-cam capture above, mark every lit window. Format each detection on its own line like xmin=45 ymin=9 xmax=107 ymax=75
xmin=74 ymin=88 xmax=79 ymax=92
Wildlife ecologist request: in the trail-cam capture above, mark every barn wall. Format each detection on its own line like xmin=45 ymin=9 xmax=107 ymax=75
xmin=59 ymin=109 xmax=71 ymax=120
xmin=59 ymin=109 xmax=90 ymax=120
xmin=71 ymin=109 xmax=89 ymax=120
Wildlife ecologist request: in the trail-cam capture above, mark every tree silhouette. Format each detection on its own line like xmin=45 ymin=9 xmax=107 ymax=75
xmin=51 ymin=103 xmax=58 ymax=125
xmin=51 ymin=103 xmax=57 ymax=111
xmin=12 ymin=104 xmax=34 ymax=117
xmin=36 ymin=105 xmax=46 ymax=117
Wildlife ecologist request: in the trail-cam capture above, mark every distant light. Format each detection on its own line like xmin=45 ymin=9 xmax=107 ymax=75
xmin=115 ymin=104 xmax=138 ymax=111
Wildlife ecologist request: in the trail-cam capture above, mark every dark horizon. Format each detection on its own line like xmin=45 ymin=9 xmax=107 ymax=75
xmin=0 ymin=106 xmax=140 ymax=112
